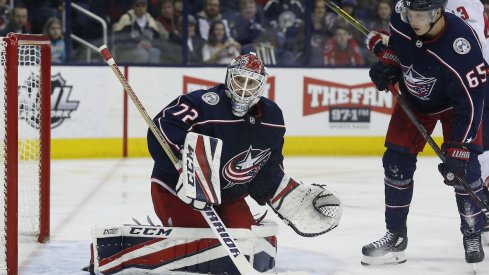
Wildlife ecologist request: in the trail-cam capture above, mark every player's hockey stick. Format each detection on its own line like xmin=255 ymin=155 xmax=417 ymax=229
xmin=98 ymin=45 xmax=303 ymax=275
xmin=321 ymin=0 xmax=369 ymax=35
xmin=387 ymin=83 xmax=489 ymax=218
xmin=322 ymin=0 xmax=489 ymax=218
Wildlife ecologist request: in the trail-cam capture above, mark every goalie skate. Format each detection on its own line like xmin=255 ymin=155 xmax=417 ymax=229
xmin=361 ymin=230 xmax=407 ymax=266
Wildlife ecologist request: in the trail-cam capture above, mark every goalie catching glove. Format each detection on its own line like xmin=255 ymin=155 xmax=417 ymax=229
xmin=269 ymin=175 xmax=342 ymax=237
xmin=176 ymin=132 xmax=223 ymax=210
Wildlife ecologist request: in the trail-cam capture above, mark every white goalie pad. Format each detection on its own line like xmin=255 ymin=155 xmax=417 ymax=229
xmin=270 ymin=175 xmax=342 ymax=237
xmin=177 ymin=132 xmax=223 ymax=207
xmin=91 ymin=221 xmax=278 ymax=274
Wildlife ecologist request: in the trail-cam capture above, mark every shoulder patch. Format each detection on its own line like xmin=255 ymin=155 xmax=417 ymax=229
xmin=395 ymin=1 xmax=405 ymax=14
xmin=202 ymin=92 xmax=220 ymax=105
xmin=453 ymin=38 xmax=471 ymax=55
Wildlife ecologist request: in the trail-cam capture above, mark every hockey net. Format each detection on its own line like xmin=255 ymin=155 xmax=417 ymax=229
xmin=0 ymin=33 xmax=51 ymax=274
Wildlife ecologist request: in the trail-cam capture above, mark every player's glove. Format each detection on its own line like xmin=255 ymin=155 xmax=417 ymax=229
xmin=366 ymin=30 xmax=390 ymax=57
xmin=366 ymin=30 xmax=399 ymax=66
xmin=437 ymin=142 xmax=470 ymax=186
xmin=269 ymin=175 xmax=342 ymax=237
xmin=369 ymin=60 xmax=401 ymax=91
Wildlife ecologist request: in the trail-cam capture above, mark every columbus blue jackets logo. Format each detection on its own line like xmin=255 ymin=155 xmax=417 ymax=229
xmin=402 ymin=65 xmax=437 ymax=100
xmin=222 ymin=146 xmax=271 ymax=188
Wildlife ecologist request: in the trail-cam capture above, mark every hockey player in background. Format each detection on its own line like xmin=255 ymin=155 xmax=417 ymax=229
xmin=362 ymin=0 xmax=487 ymax=266
xmin=146 ymin=53 xmax=342 ymax=273
xmin=446 ymin=0 xmax=489 ymax=245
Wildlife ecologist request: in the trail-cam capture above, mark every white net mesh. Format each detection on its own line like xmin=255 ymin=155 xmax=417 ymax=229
xmin=18 ymin=45 xmax=42 ymax=236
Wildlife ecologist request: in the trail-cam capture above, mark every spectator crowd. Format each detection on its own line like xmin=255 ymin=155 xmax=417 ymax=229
xmin=3 ymin=0 xmax=488 ymax=66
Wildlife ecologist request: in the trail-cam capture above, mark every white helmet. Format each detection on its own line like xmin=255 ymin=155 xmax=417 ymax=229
xmin=225 ymin=53 xmax=268 ymax=117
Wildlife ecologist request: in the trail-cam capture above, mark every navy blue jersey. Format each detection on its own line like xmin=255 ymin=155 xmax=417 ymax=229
xmin=147 ymin=84 xmax=285 ymax=204
xmin=389 ymin=7 xmax=486 ymax=151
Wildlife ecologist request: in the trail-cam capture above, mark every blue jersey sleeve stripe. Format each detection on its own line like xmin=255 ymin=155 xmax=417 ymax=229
xmin=151 ymin=178 xmax=177 ymax=195
xmin=390 ymin=23 xmax=412 ymax=41
xmin=261 ymin=122 xmax=285 ymax=128
xmin=157 ymin=117 xmax=181 ymax=152
xmin=460 ymin=18 xmax=484 ymax=52
xmin=162 ymin=95 xmax=183 ymax=118
xmin=188 ymin=119 xmax=245 ymax=131
xmin=426 ymin=106 xmax=453 ymax=116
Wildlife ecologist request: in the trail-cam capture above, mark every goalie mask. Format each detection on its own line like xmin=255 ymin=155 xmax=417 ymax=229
xmin=225 ymin=53 xmax=268 ymax=117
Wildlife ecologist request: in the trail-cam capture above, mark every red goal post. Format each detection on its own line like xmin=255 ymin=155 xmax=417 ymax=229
xmin=1 ymin=33 xmax=51 ymax=275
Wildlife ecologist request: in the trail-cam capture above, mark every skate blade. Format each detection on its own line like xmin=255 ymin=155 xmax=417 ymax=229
xmin=472 ymin=263 xmax=477 ymax=275
xmin=361 ymin=251 xmax=407 ymax=266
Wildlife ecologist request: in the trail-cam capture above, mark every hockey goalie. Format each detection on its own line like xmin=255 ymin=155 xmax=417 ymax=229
xmin=85 ymin=53 xmax=342 ymax=274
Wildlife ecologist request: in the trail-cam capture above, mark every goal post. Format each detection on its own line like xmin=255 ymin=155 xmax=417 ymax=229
xmin=1 ymin=33 xmax=51 ymax=275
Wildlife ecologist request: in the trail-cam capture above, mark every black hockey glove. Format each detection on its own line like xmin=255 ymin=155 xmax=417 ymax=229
xmin=437 ymin=142 xmax=470 ymax=186
xmin=369 ymin=60 xmax=401 ymax=91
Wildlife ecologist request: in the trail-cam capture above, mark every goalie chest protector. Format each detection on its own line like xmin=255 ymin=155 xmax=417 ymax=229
xmin=149 ymin=84 xmax=286 ymax=203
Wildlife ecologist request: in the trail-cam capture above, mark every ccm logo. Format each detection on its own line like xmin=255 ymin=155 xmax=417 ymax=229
xmin=129 ymin=227 xmax=173 ymax=236
xmin=185 ymin=144 xmax=195 ymax=186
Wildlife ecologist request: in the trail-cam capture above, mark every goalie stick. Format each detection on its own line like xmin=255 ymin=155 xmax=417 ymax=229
xmin=321 ymin=0 xmax=489 ymax=219
xmin=98 ymin=45 xmax=305 ymax=275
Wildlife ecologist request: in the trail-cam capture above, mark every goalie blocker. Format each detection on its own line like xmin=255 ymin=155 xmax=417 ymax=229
xmin=91 ymin=221 xmax=278 ymax=274
xmin=176 ymin=132 xmax=223 ymax=210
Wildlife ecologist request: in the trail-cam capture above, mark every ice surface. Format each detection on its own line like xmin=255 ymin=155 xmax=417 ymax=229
xmin=19 ymin=157 xmax=489 ymax=274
